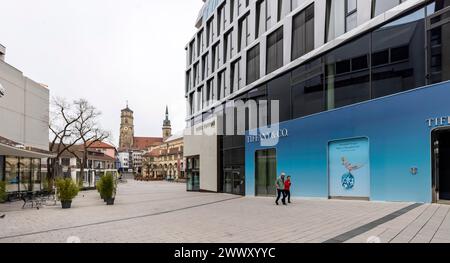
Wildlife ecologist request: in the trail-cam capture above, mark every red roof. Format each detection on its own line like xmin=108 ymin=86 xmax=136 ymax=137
xmin=87 ymin=141 xmax=116 ymax=149
xmin=133 ymin=137 xmax=163 ymax=150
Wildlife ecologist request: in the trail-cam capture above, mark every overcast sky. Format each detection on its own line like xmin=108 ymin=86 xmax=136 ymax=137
xmin=0 ymin=0 xmax=203 ymax=145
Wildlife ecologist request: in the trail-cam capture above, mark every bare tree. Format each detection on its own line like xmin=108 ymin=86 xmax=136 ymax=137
xmin=73 ymin=99 xmax=110 ymax=185
xmin=48 ymin=97 xmax=83 ymax=187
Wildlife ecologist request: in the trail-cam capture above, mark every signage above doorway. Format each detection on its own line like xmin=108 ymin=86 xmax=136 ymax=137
xmin=427 ymin=116 xmax=450 ymax=128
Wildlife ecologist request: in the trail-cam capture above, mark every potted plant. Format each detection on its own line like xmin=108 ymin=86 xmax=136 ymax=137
xmin=56 ymin=178 xmax=79 ymax=209
xmin=96 ymin=176 xmax=104 ymax=200
xmin=100 ymin=172 xmax=116 ymax=205
xmin=0 ymin=181 xmax=6 ymax=203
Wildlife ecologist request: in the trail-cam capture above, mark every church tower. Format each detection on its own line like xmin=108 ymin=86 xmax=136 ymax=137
xmin=119 ymin=103 xmax=134 ymax=149
xmin=162 ymin=106 xmax=172 ymax=141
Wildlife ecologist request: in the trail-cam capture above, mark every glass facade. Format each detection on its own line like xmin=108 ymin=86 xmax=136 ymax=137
xmin=326 ymin=34 xmax=371 ymax=109
xmin=5 ymin=157 xmax=19 ymax=193
xmin=2 ymin=156 xmax=42 ymax=193
xmin=190 ymin=1 xmax=450 ymax=126
xmin=372 ymin=8 xmax=426 ymax=98
xmin=292 ymin=58 xmax=325 ymax=118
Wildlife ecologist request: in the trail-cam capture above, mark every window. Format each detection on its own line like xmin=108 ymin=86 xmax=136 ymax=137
xmin=193 ymin=62 xmax=200 ymax=86
xmin=266 ymin=0 xmax=273 ymax=29
xmin=206 ymin=79 xmax=214 ymax=106
xmin=247 ymin=45 xmax=260 ymax=84
xmin=0 ymin=156 xmax=4 ymax=182
xmin=5 ymin=157 xmax=18 ymax=192
xmin=292 ymin=58 xmax=325 ymax=118
xmin=292 ymin=4 xmax=314 ymax=60
xmin=224 ymin=30 xmax=233 ymax=64
xmin=61 ymin=158 xmax=70 ymax=166
xmin=197 ymin=87 xmax=203 ymax=112
xmin=231 ymin=59 xmax=242 ymax=93
xmin=212 ymin=43 xmax=219 ymax=73
xmin=218 ymin=70 xmax=226 ymax=100
xmin=206 ymin=18 xmax=213 ymax=47
xmin=371 ymin=8 xmax=426 ymax=98
xmin=325 ymin=34 xmax=371 ymax=109
xmin=427 ymin=0 xmax=450 ymax=84
xmin=189 ymin=40 xmax=195 ymax=64
xmin=256 ymin=0 xmax=265 ymax=38
xmin=277 ymin=0 xmax=283 ymax=22
xmin=238 ymin=0 xmax=249 ymax=16
xmin=238 ymin=14 xmax=250 ymax=52
xmin=201 ymin=54 xmax=208 ymax=81
xmin=326 ymin=0 xmax=355 ymax=42
xmin=218 ymin=4 xmax=226 ymax=36
xmin=230 ymin=0 xmax=235 ymax=23
xmin=372 ymin=0 xmax=407 ymax=18
xmin=197 ymin=29 xmax=204 ymax=55
xmin=267 ymin=27 xmax=284 ymax=74
xmin=345 ymin=0 xmax=357 ymax=32
xmin=19 ymin=158 xmax=31 ymax=192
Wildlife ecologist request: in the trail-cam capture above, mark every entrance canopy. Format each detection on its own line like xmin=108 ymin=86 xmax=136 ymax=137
xmin=0 ymin=136 xmax=54 ymax=158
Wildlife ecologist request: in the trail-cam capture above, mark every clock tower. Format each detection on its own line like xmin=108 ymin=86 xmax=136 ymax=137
xmin=119 ymin=103 xmax=134 ymax=150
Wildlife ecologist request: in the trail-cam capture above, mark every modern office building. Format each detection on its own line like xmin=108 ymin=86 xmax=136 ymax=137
xmin=184 ymin=0 xmax=450 ymax=203
xmin=0 ymin=43 xmax=52 ymax=194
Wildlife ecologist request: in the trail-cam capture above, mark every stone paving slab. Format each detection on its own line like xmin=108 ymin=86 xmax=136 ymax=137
xmin=0 ymin=180 xmax=449 ymax=243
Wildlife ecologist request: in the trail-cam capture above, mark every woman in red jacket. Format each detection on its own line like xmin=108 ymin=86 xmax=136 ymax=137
xmin=284 ymin=176 xmax=292 ymax=204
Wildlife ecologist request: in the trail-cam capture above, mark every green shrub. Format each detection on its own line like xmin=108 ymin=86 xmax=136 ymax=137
xmin=96 ymin=176 xmax=104 ymax=198
xmin=55 ymin=178 xmax=79 ymax=202
xmin=99 ymin=172 xmax=116 ymax=199
xmin=0 ymin=181 xmax=6 ymax=203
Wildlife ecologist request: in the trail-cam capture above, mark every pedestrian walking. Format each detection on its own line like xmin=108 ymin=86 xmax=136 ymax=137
xmin=275 ymin=172 xmax=287 ymax=205
xmin=285 ymin=176 xmax=292 ymax=204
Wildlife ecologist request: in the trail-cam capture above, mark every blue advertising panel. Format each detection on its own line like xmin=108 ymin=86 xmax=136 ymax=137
xmin=246 ymin=81 xmax=450 ymax=203
xmin=329 ymin=138 xmax=370 ymax=198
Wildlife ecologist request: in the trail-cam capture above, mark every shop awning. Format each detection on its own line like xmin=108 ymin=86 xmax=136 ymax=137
xmin=0 ymin=136 xmax=55 ymax=158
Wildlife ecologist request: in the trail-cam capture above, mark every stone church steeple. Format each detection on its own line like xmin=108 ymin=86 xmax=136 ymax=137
xmin=119 ymin=102 xmax=134 ymax=150
xmin=162 ymin=105 xmax=172 ymax=141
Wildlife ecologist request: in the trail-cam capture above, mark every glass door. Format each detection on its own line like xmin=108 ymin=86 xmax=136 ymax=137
xmin=255 ymin=149 xmax=277 ymax=196
xmin=224 ymin=170 xmax=233 ymax=194
xmin=432 ymin=129 xmax=450 ymax=201
xmin=186 ymin=156 xmax=200 ymax=191
xmin=223 ymin=168 xmax=245 ymax=195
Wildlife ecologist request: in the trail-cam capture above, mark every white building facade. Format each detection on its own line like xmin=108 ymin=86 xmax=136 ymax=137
xmin=0 ymin=44 xmax=52 ymax=194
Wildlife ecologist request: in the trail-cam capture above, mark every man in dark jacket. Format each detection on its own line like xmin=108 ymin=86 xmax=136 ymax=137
xmin=275 ymin=172 xmax=287 ymax=205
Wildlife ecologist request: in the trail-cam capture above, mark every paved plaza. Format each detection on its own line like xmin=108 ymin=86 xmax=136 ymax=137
xmin=0 ymin=180 xmax=449 ymax=243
